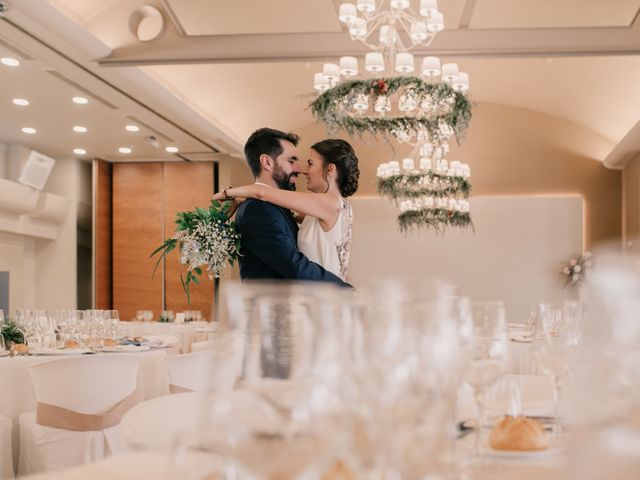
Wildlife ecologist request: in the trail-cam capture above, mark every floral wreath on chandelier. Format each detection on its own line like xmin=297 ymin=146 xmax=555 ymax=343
xmin=310 ymin=76 xmax=472 ymax=145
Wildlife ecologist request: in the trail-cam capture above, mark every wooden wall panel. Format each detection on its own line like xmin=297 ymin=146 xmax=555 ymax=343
xmin=164 ymin=162 xmax=215 ymax=319
xmin=94 ymin=160 xmax=112 ymax=309
xmin=113 ymin=163 xmax=164 ymax=321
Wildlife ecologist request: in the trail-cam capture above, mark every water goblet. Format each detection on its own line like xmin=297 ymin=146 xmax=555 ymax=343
xmin=465 ymin=301 xmax=509 ymax=464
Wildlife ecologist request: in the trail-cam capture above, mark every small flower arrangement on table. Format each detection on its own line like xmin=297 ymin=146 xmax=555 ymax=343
xmin=151 ymin=200 xmax=241 ymax=302
xmin=562 ymin=251 xmax=593 ymax=287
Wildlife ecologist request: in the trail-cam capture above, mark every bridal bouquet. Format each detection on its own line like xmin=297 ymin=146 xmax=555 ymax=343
xmin=562 ymin=251 xmax=592 ymax=287
xmin=151 ymin=200 xmax=241 ymax=302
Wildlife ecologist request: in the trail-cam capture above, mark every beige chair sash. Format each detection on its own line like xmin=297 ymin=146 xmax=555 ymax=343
xmin=169 ymin=384 xmax=194 ymax=394
xmin=36 ymin=390 xmax=138 ymax=432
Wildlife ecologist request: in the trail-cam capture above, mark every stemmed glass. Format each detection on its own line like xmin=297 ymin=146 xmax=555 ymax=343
xmin=532 ymin=301 xmax=580 ymax=436
xmin=193 ymin=282 xmax=350 ymax=480
xmin=465 ymin=301 xmax=509 ymax=464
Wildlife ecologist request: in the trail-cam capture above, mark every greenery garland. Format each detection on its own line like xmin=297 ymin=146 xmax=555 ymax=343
xmin=398 ymin=209 xmax=474 ymax=235
xmin=309 ymin=76 xmax=472 ymax=144
xmin=377 ymin=174 xmax=471 ymax=200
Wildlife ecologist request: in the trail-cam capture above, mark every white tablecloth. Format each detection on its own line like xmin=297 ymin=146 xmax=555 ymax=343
xmin=117 ymin=322 xmax=216 ymax=354
xmin=17 ymin=447 xmax=639 ymax=480
xmin=0 ymin=350 xmax=168 ymax=474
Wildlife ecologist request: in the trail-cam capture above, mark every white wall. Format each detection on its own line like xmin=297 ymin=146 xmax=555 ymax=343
xmin=348 ymin=196 xmax=583 ymax=322
xmin=0 ymin=142 xmax=89 ymax=312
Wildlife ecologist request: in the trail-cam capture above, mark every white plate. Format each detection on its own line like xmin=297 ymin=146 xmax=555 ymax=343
xmin=509 ymin=331 xmax=533 ymax=343
xmin=101 ymin=345 xmax=150 ymax=352
xmin=30 ymin=348 xmax=92 ymax=355
xmin=485 ymin=443 xmax=565 ymax=459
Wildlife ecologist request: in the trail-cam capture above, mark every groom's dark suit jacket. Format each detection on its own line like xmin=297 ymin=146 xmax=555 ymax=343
xmin=235 ymin=198 xmax=348 ymax=286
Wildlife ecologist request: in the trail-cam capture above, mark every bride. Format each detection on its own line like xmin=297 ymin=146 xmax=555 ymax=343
xmin=212 ymin=139 xmax=360 ymax=281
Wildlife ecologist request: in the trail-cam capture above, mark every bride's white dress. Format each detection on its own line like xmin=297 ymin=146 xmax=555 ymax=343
xmin=297 ymin=195 xmax=353 ymax=281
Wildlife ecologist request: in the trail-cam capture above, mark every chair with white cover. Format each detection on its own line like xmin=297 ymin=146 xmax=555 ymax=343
xmin=18 ymin=355 xmax=140 ymax=475
xmin=164 ymin=349 xmax=239 ymax=394
xmin=190 ymin=340 xmax=215 ymax=352
xmin=0 ymin=414 xmax=13 ymax=479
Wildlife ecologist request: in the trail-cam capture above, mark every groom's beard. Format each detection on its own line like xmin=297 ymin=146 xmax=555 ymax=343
xmin=272 ymin=166 xmax=298 ymax=191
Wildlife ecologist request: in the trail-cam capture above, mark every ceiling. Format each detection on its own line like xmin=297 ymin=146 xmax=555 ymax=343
xmin=2 ymin=0 xmax=640 ymax=167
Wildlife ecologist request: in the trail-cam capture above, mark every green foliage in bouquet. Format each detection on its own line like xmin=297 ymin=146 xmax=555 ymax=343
xmin=150 ymin=200 xmax=241 ymax=303
xmin=1 ymin=319 xmax=24 ymax=347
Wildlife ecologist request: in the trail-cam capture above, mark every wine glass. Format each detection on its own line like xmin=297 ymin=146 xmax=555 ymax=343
xmin=532 ymin=304 xmax=578 ymax=437
xmin=199 ymin=282 xmax=350 ymax=480
xmin=465 ymin=301 xmax=508 ymax=464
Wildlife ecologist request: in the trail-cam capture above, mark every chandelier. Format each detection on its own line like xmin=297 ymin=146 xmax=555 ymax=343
xmin=309 ymin=0 xmax=473 ymax=234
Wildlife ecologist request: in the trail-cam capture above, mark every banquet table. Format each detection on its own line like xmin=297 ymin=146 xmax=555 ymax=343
xmin=17 ymin=448 xmax=639 ymax=480
xmin=0 ymin=350 xmax=169 ymax=473
xmin=117 ymin=321 xmax=216 ymax=354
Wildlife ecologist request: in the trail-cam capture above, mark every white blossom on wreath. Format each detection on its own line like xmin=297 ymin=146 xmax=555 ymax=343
xmin=151 ymin=200 xmax=241 ymax=303
xmin=562 ymin=251 xmax=593 ymax=287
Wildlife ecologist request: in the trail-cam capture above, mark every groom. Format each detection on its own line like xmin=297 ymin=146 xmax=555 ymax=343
xmin=233 ymin=127 xmax=348 ymax=287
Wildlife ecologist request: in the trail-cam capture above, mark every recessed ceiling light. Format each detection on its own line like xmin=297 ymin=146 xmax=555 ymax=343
xmin=1 ymin=57 xmax=20 ymax=67
xmin=165 ymin=146 xmax=178 ymax=153
xmin=72 ymin=96 xmax=89 ymax=104
xmin=118 ymin=147 xmax=132 ymax=154
xmin=73 ymin=148 xmax=87 ymax=155
xmin=21 ymin=127 xmax=36 ymax=134
xmin=73 ymin=126 xmax=88 ymax=133
xmin=125 ymin=125 xmax=140 ymax=132
xmin=12 ymin=98 xmax=29 ymax=106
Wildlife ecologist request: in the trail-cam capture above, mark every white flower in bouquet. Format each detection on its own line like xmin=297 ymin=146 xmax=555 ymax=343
xmin=151 ymin=200 xmax=241 ymax=302
xmin=561 ymin=251 xmax=593 ymax=288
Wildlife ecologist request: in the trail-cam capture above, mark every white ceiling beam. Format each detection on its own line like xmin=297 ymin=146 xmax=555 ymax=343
xmin=98 ymin=24 xmax=640 ymax=66
xmin=604 ymin=121 xmax=640 ymax=170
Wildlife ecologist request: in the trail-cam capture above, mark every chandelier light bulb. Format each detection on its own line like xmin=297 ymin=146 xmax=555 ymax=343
xmin=365 ymin=52 xmax=385 ymax=72
xmin=390 ymin=0 xmax=410 ymax=10
xmin=420 ymin=0 xmax=438 ymax=16
xmin=421 ymin=56 xmax=441 ymax=77
xmin=356 ymin=0 xmax=375 ymax=13
xmin=453 ymin=72 xmax=469 ymax=92
xmin=322 ymin=63 xmax=341 ymax=81
xmin=395 ymin=53 xmax=415 ymax=73
xmin=410 ymin=22 xmax=428 ymax=42
xmin=349 ymin=17 xmax=367 ymax=37
xmin=419 ymin=157 xmax=432 ymax=170
xmin=441 ymin=63 xmax=459 ymax=82
xmin=379 ymin=25 xmax=394 ymax=45
xmin=427 ymin=11 xmax=445 ymax=32
xmin=338 ymin=3 xmax=357 ymax=23
xmin=353 ymin=93 xmax=369 ymax=111
xmin=313 ymin=73 xmax=330 ymax=92
xmin=374 ymin=95 xmax=391 ymax=113
xmin=402 ymin=158 xmax=415 ymax=170
xmin=339 ymin=56 xmax=359 ymax=76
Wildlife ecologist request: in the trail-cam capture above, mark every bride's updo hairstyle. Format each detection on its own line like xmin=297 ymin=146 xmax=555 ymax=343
xmin=310 ymin=139 xmax=360 ymax=198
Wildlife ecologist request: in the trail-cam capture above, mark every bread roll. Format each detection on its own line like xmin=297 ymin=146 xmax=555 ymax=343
xmin=320 ymin=461 xmax=357 ymax=480
xmin=489 ymin=416 xmax=549 ymax=451
xmin=64 ymin=339 xmax=80 ymax=349
xmin=11 ymin=343 xmax=28 ymax=354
